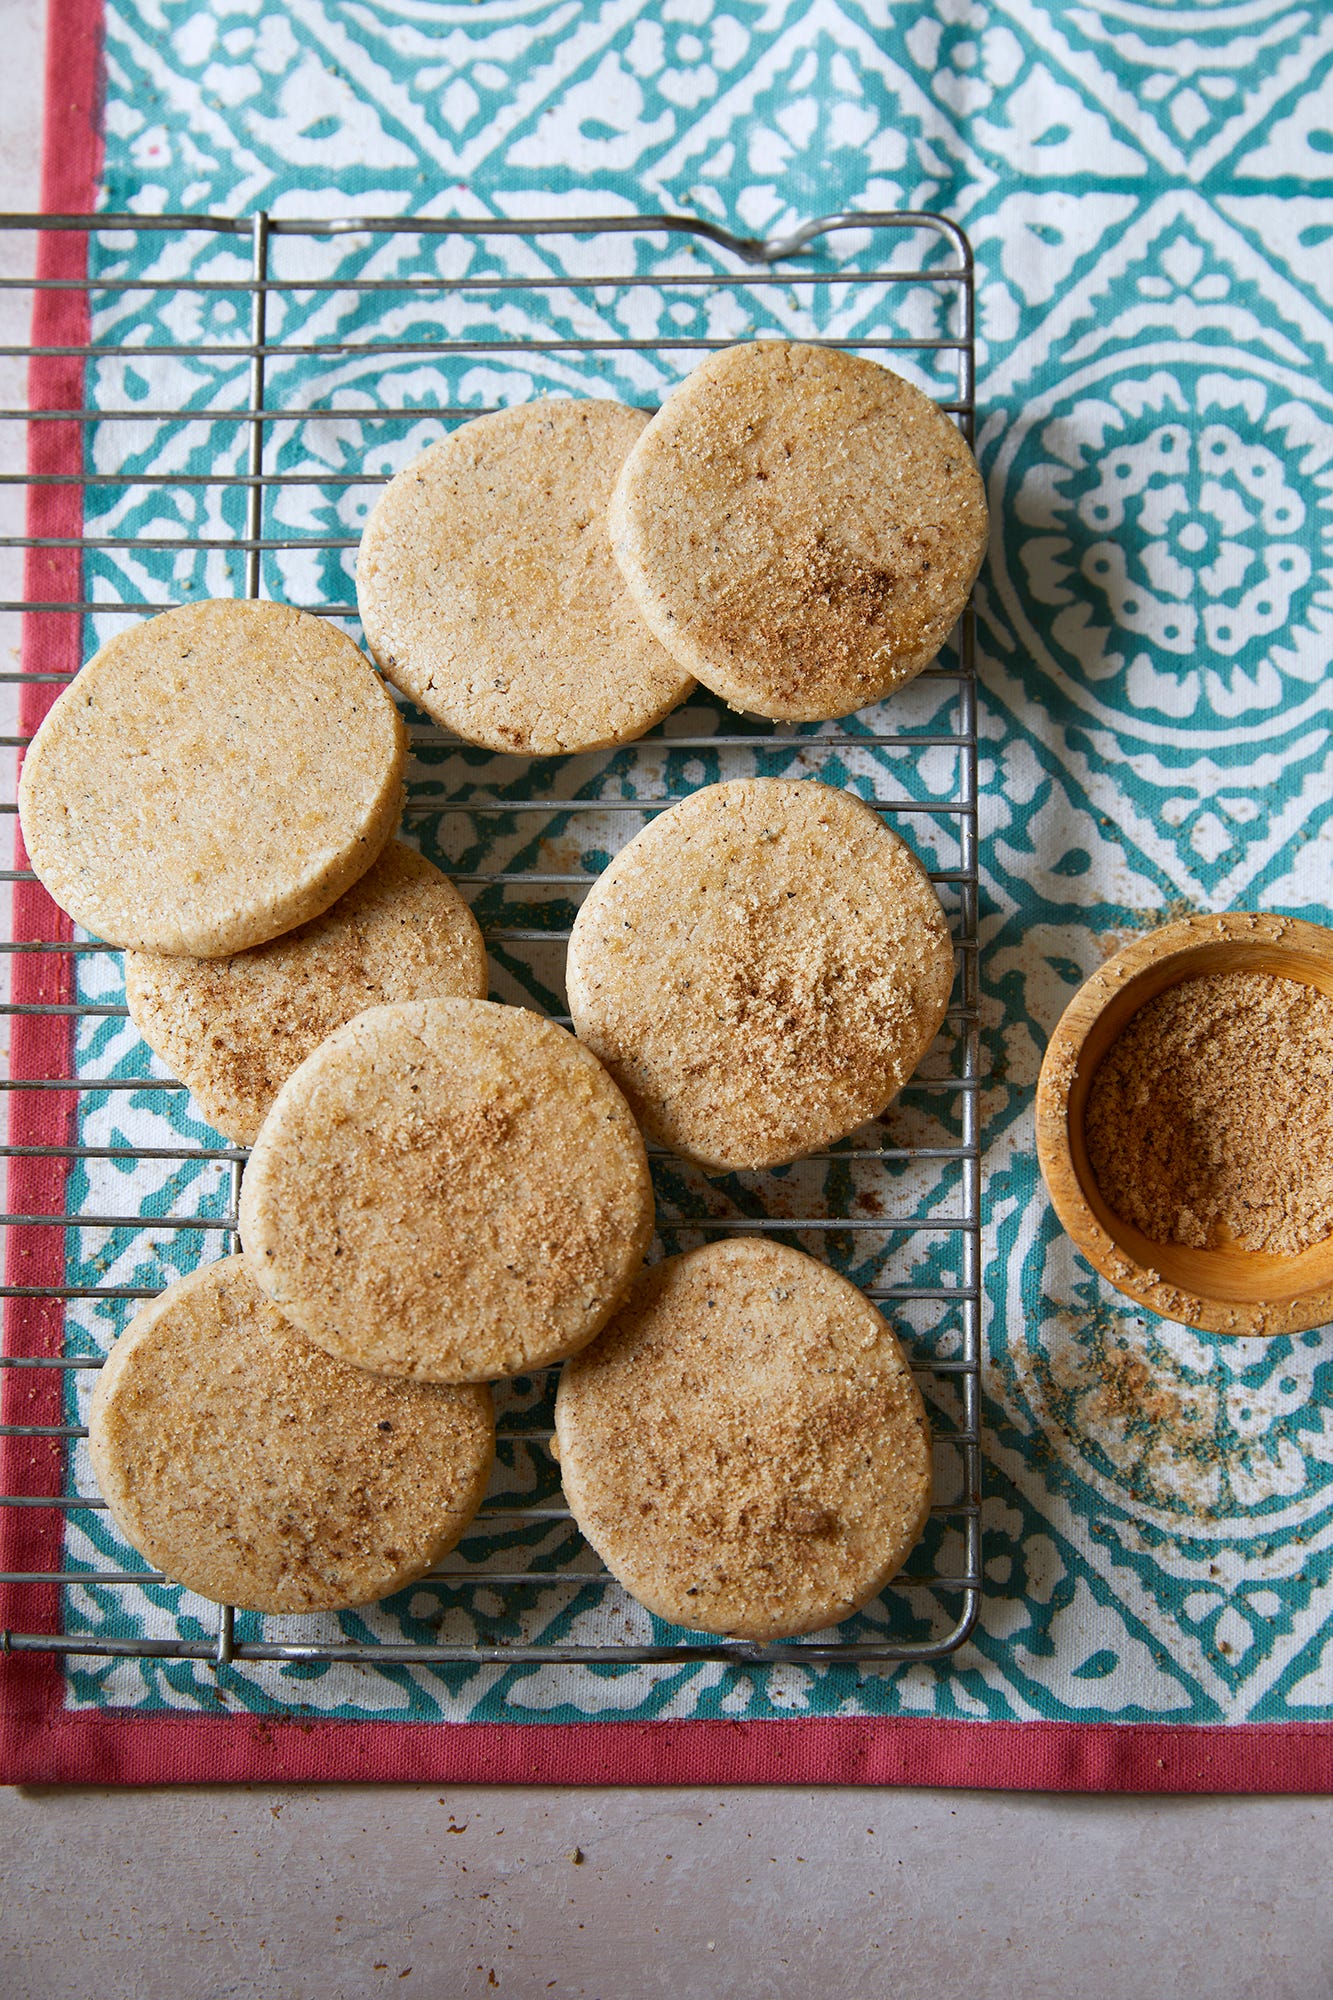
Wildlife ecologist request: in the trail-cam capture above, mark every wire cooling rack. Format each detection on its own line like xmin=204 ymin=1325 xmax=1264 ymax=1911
xmin=0 ymin=209 xmax=981 ymax=1684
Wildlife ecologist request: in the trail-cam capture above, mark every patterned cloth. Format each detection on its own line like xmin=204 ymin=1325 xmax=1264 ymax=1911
xmin=51 ymin=0 xmax=1333 ymax=1741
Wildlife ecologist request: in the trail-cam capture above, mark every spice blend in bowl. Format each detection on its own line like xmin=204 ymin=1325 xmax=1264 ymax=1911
xmin=1036 ymin=912 xmax=1333 ymax=1336
xmin=1084 ymin=968 xmax=1333 ymax=1257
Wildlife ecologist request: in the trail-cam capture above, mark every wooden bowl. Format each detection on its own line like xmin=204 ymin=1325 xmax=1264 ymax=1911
xmin=1035 ymin=911 xmax=1333 ymax=1337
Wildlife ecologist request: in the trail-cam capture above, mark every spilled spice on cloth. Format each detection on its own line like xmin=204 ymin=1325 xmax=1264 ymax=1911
xmin=1084 ymin=969 xmax=1333 ymax=1255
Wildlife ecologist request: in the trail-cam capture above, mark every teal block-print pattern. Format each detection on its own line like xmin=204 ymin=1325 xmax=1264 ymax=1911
xmin=56 ymin=0 xmax=1333 ymax=1727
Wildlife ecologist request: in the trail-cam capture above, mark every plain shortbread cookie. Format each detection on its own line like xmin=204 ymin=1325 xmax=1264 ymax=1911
xmin=18 ymin=599 xmax=406 ymax=956
xmin=239 ymin=998 xmax=655 ymax=1382
xmin=607 ymin=341 xmax=988 ymax=720
xmin=124 ymin=840 xmax=488 ymax=1145
xmin=357 ymin=399 xmax=695 ymax=755
xmin=565 ymin=777 xmax=955 ymax=1171
xmin=86 ymin=1257 xmax=494 ymax=1614
xmin=555 ymin=1239 xmax=933 ymax=1641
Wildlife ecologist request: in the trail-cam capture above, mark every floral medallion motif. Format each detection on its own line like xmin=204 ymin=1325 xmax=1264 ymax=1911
xmin=1010 ymin=357 xmax=1330 ymax=736
xmin=1000 ymin=351 xmax=1333 ymax=738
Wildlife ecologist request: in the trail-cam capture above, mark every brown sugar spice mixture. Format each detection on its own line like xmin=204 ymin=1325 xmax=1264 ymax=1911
xmin=1084 ymin=969 xmax=1333 ymax=1255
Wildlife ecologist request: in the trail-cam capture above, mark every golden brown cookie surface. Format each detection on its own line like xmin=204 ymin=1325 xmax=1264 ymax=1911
xmin=124 ymin=840 xmax=487 ymax=1145
xmin=566 ymin=777 xmax=955 ymax=1172
xmin=239 ymin=998 xmax=655 ymax=1382
xmin=607 ymin=341 xmax=988 ymax=720
xmin=357 ymin=399 xmax=694 ymax=754
xmin=555 ymin=1239 xmax=933 ymax=1641
xmin=87 ymin=1257 xmax=494 ymax=1614
xmin=17 ymin=598 xmax=406 ymax=956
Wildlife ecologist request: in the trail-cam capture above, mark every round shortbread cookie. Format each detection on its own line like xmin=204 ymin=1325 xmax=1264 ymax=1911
xmin=607 ymin=341 xmax=988 ymax=720
xmin=566 ymin=778 xmax=954 ymax=1172
xmin=18 ymin=599 xmax=406 ymax=956
xmin=555 ymin=1239 xmax=933 ymax=1641
xmin=87 ymin=1257 xmax=495 ymax=1614
xmin=356 ymin=399 xmax=695 ymax=755
xmin=239 ymin=998 xmax=655 ymax=1382
xmin=124 ymin=840 xmax=488 ymax=1146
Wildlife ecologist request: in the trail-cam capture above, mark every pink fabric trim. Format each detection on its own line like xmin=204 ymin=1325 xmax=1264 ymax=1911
xmin=0 ymin=0 xmax=105 ymax=1741
xmin=4 ymin=1712 xmax=1333 ymax=1793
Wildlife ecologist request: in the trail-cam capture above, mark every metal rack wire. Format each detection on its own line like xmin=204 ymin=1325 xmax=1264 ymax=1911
xmin=0 ymin=209 xmax=981 ymax=1683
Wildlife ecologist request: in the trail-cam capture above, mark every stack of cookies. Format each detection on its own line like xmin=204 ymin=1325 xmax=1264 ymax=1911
xmin=17 ymin=339 xmax=985 ymax=1642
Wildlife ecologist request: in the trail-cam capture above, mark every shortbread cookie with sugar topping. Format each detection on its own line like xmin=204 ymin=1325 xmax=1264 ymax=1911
xmin=555 ymin=1239 xmax=933 ymax=1641
xmin=607 ymin=341 xmax=987 ymax=720
xmin=18 ymin=598 xmax=405 ymax=956
xmin=124 ymin=840 xmax=487 ymax=1145
xmin=239 ymin=998 xmax=655 ymax=1382
xmin=87 ymin=1257 xmax=494 ymax=1614
xmin=357 ymin=398 xmax=695 ymax=755
xmin=566 ymin=777 xmax=954 ymax=1172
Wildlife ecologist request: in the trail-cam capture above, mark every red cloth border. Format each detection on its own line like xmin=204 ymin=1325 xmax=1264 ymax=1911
xmin=3 ymin=1711 xmax=1333 ymax=1792
xmin=3 ymin=0 xmax=1332 ymax=1794
xmin=0 ymin=0 xmax=105 ymax=1759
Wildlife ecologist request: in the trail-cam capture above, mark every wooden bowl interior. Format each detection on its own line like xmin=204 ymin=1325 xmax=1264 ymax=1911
xmin=1066 ymin=938 xmax=1333 ymax=1308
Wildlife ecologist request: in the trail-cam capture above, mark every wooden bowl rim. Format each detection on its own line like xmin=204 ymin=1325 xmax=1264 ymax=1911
xmin=1034 ymin=911 xmax=1333 ymax=1338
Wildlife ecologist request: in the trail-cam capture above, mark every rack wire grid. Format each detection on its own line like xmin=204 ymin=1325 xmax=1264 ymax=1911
xmin=0 ymin=208 xmax=981 ymax=1688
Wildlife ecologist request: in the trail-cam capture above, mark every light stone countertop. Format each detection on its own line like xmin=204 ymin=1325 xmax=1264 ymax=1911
xmin=4 ymin=1782 xmax=1329 ymax=1999
xmin=0 ymin=4 xmax=1326 ymax=1994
